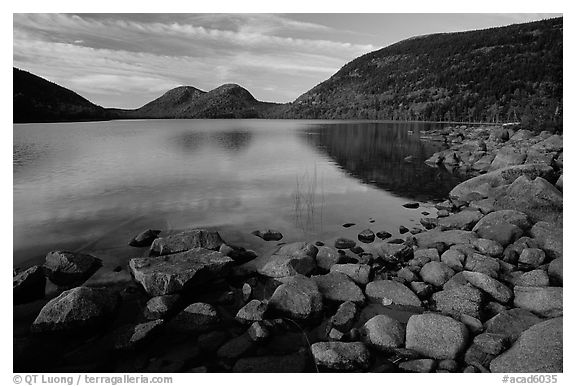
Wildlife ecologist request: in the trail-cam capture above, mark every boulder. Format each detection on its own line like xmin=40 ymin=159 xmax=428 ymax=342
xmin=473 ymin=333 xmax=508 ymax=355
xmin=150 ymin=229 xmax=224 ymax=255
xmin=513 ymin=286 xmax=562 ymax=317
xmin=449 ymin=164 xmax=554 ymax=203
xmin=440 ymin=249 xmax=465 ymax=271
xmin=358 ymin=229 xmax=375 ymax=243
xmin=236 ymin=299 xmax=268 ymax=324
xmin=472 ymin=238 xmax=503 ymax=257
xmin=490 ymin=318 xmax=562 ymax=373
xmin=13 ymin=265 xmax=46 ymax=304
xmin=247 ymin=322 xmax=270 ymax=342
xmin=493 ymin=176 xmax=562 ymax=226
xmin=413 ymin=248 xmax=440 ymax=264
xmin=531 ymin=135 xmax=563 ymax=153
xmin=376 ymin=230 xmax=392 ymax=239
xmin=315 ymin=246 xmax=345 ymax=271
xmin=330 ymin=264 xmax=371 ymax=285
xmin=432 ymin=285 xmax=485 ymax=319
xmin=169 ymin=302 xmax=220 ymax=333
xmin=485 ymin=308 xmax=543 ymax=341
xmin=44 ymin=251 xmax=101 ymax=287
xmin=335 ymin=238 xmax=356 ymax=249
xmin=547 ymin=258 xmax=563 ymax=285
xmin=419 ymin=261 xmax=455 ymax=287
xmin=129 ymin=229 xmax=161 ymax=247
xmin=403 ymin=202 xmax=420 ymax=209
xmin=144 ymin=294 xmax=181 ymax=320
xmin=362 ymin=314 xmax=406 ymax=351
xmin=129 ymin=248 xmax=233 ymax=296
xmin=515 ymin=270 xmax=550 ymax=287
xmin=462 ymin=271 xmax=513 ymax=303
xmin=518 ymin=248 xmax=546 ymax=268
xmin=311 ymin=342 xmax=370 ymax=370
xmin=365 ymin=242 xmax=413 ymax=263
xmin=114 ymin=320 xmax=163 ymax=350
xmin=32 ymin=287 xmax=119 ymax=333
xmin=331 ymin=301 xmax=357 ymax=332
xmin=405 ymin=314 xmax=469 ymax=360
xmin=473 ymin=209 xmax=531 ymax=231
xmin=398 ymin=359 xmax=436 ymax=373
xmin=529 ymin=222 xmax=563 ymax=260
xmin=269 ymin=275 xmax=323 ymax=320
xmin=490 ymin=147 xmax=526 ymax=170
xmin=258 ymin=242 xmax=318 ymax=278
xmin=414 ymin=230 xmax=477 ymax=249
xmin=251 ymin=229 xmax=283 ymax=241
xmin=219 ymin=244 xmax=258 ymax=264
xmin=312 ymin=272 xmax=365 ymax=304
xmin=438 ymin=210 xmax=484 ymax=231
xmin=463 ymin=253 xmax=501 ymax=278
xmin=365 ymin=280 xmax=422 ymax=307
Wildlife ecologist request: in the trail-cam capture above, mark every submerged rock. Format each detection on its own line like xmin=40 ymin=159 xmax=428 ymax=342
xmin=406 ymin=313 xmax=469 ymax=360
xmin=13 ymin=265 xmax=46 ymax=304
xmin=335 ymin=238 xmax=356 ymax=249
xmin=311 ymin=342 xmax=370 ymax=370
xmin=32 ymin=286 xmax=119 ymax=333
xmin=490 ymin=318 xmax=562 ymax=373
xmin=150 ymin=229 xmax=224 ymax=255
xmin=251 ymin=229 xmax=283 ymax=241
xmin=258 ymin=242 xmax=318 ymax=278
xmin=129 ymin=248 xmax=233 ymax=296
xmin=44 ymin=251 xmax=101 ymax=287
xmin=129 ymin=229 xmax=161 ymax=247
xmin=358 ymin=229 xmax=375 ymax=243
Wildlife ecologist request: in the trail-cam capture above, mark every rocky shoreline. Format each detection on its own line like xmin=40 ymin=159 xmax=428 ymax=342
xmin=13 ymin=124 xmax=563 ymax=373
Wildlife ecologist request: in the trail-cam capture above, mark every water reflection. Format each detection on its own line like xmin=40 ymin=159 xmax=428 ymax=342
xmin=172 ymin=129 xmax=253 ymax=153
xmin=305 ymin=122 xmax=464 ymax=201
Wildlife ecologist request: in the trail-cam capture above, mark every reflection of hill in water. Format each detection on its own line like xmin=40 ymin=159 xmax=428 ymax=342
xmin=305 ymin=122 xmax=464 ymax=201
xmin=172 ymin=130 xmax=253 ymax=154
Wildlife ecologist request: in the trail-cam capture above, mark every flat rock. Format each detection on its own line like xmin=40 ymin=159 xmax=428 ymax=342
xmin=414 ymin=230 xmax=477 ymax=249
xmin=419 ymin=261 xmax=455 ymax=287
xmin=269 ymin=274 xmax=323 ymax=320
xmin=44 ymin=251 xmax=101 ymax=287
xmin=169 ymin=302 xmax=220 ymax=333
xmin=13 ymin=265 xmax=46 ymax=304
xmin=490 ymin=318 xmax=562 ymax=373
xmin=449 ymin=164 xmax=554 ymax=203
xmin=129 ymin=247 xmax=233 ymax=296
xmin=311 ymin=342 xmax=370 ymax=370
xmin=438 ymin=210 xmax=484 ymax=231
xmin=129 ymin=229 xmax=161 ymax=247
xmin=485 ymin=308 xmax=543 ymax=341
xmin=362 ymin=314 xmax=406 ymax=351
xmin=32 ymin=287 xmax=119 ymax=333
xmin=405 ymin=313 xmax=469 ymax=360
xmin=312 ymin=272 xmax=365 ymax=304
xmin=330 ymin=264 xmax=371 ymax=285
xmin=432 ymin=285 xmax=485 ymax=319
xmin=365 ymin=280 xmax=422 ymax=307
xmin=529 ymin=222 xmax=563 ymax=260
xmin=258 ymin=242 xmax=318 ymax=278
xmin=513 ymin=286 xmax=562 ymax=317
xmin=462 ymin=271 xmax=513 ymax=303
xmin=144 ymin=294 xmax=181 ymax=320
xmin=150 ymin=229 xmax=224 ymax=255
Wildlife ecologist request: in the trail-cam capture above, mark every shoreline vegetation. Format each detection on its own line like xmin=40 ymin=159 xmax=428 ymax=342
xmin=13 ymin=123 xmax=563 ymax=373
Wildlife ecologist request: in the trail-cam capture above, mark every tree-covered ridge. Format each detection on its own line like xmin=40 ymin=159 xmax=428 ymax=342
xmin=280 ymin=17 xmax=562 ymax=130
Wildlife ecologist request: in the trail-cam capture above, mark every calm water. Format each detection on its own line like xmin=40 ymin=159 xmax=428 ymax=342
xmin=13 ymin=119 xmax=462 ymax=272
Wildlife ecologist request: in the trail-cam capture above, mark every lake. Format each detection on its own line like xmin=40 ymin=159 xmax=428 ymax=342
xmin=13 ymin=119 xmax=462 ymax=273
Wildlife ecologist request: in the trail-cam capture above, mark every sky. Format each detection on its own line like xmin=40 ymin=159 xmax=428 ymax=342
xmin=13 ymin=13 xmax=562 ymax=109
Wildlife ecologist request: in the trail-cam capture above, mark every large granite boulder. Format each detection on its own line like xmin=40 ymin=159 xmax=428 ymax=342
xmin=258 ymin=242 xmax=318 ymax=278
xmin=44 ymin=251 xmax=101 ymax=287
xmin=268 ymin=274 xmax=323 ymax=320
xmin=490 ymin=318 xmax=562 ymax=373
xmin=365 ymin=280 xmax=422 ymax=307
xmin=485 ymin=308 xmax=543 ymax=342
xmin=449 ymin=164 xmax=554 ymax=203
xmin=32 ymin=287 xmax=119 ymax=333
xmin=493 ymin=176 xmax=562 ymax=226
xmin=13 ymin=265 xmax=46 ymax=304
xmin=529 ymin=222 xmax=563 ymax=260
xmin=312 ymin=272 xmax=365 ymax=304
xmin=406 ymin=313 xmax=469 ymax=360
xmin=150 ymin=229 xmax=224 ymax=255
xmin=362 ymin=314 xmax=406 ymax=351
xmin=473 ymin=209 xmax=531 ymax=231
xmin=489 ymin=147 xmax=526 ymax=170
xmin=129 ymin=248 xmax=233 ymax=296
xmin=462 ymin=271 xmax=513 ymax=303
xmin=513 ymin=286 xmax=562 ymax=317
xmin=311 ymin=342 xmax=370 ymax=370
